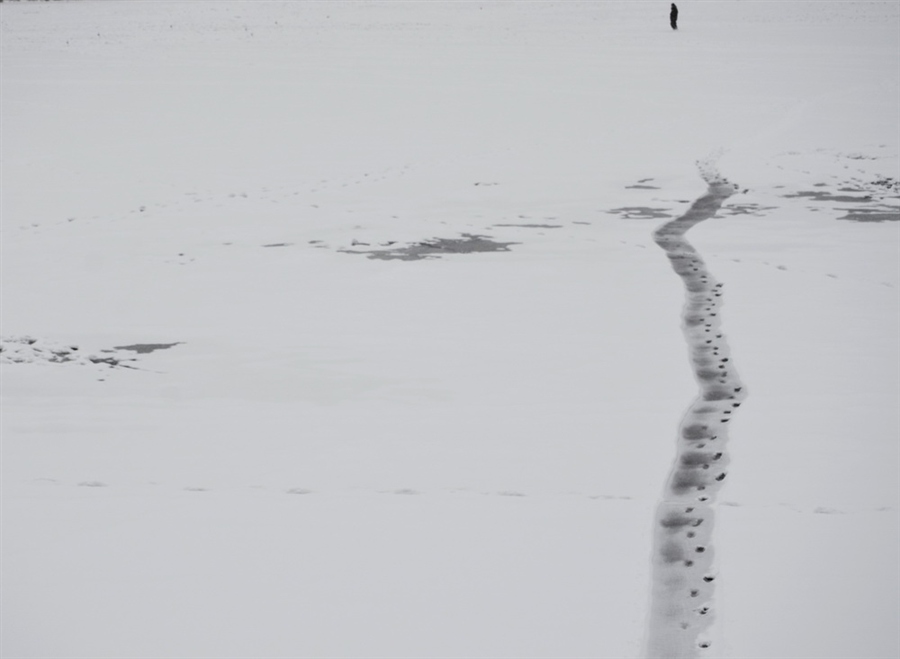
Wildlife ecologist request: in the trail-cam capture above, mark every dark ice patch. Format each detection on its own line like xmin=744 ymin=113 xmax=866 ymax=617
xmin=492 ymin=223 xmax=563 ymax=229
xmin=607 ymin=207 xmax=673 ymax=220
xmin=342 ymin=234 xmax=517 ymax=261
xmin=626 ymin=178 xmax=660 ymax=190
xmin=720 ymin=203 xmax=778 ymax=217
xmin=870 ymin=177 xmax=898 ymax=192
xmin=113 ymin=342 xmax=183 ymax=354
xmin=784 ymin=190 xmax=873 ymax=203
xmin=836 ymin=207 xmax=899 ymax=223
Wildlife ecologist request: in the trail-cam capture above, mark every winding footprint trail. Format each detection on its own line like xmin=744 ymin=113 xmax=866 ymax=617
xmin=644 ymin=167 xmax=747 ymax=659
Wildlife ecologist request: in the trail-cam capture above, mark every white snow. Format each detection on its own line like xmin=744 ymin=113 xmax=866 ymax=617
xmin=1 ymin=2 xmax=898 ymax=658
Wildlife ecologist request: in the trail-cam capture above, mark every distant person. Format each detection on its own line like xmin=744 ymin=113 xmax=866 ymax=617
xmin=670 ymin=3 xmax=678 ymax=30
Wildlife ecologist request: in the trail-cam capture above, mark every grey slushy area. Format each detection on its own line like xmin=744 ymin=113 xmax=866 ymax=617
xmin=492 ymin=223 xmax=563 ymax=229
xmin=626 ymin=178 xmax=661 ymax=190
xmin=113 ymin=343 xmax=183 ymax=354
xmin=341 ymin=234 xmax=518 ymax=260
xmin=607 ymin=207 xmax=674 ymax=220
xmin=837 ymin=207 xmax=899 ymax=222
xmin=719 ymin=203 xmax=778 ymax=216
xmin=784 ymin=190 xmax=873 ymax=203
xmin=784 ymin=183 xmax=899 ymax=222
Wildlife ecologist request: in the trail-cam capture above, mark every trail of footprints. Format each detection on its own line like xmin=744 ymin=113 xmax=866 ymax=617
xmin=644 ymin=173 xmax=747 ymax=659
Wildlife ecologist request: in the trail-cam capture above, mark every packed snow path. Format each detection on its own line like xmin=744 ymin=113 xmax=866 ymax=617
xmin=644 ymin=171 xmax=747 ymax=658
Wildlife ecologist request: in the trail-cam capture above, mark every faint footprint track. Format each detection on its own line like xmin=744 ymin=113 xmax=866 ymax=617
xmin=26 ymin=480 xmax=894 ymax=519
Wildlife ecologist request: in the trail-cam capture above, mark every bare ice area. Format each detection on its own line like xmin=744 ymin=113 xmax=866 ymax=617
xmin=1 ymin=2 xmax=898 ymax=658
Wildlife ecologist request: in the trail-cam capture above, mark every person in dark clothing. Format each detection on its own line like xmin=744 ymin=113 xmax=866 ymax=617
xmin=670 ymin=3 xmax=678 ymax=29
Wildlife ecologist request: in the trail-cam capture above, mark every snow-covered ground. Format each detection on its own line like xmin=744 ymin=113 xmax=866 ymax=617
xmin=1 ymin=2 xmax=898 ymax=658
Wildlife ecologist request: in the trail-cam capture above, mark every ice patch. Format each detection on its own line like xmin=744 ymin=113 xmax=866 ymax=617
xmin=339 ymin=233 xmax=517 ymax=260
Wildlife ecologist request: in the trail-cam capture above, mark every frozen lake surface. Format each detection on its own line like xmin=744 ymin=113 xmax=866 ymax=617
xmin=2 ymin=2 xmax=898 ymax=658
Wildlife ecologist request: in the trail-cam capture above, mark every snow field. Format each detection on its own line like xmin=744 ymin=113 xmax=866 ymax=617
xmin=2 ymin=2 xmax=898 ymax=658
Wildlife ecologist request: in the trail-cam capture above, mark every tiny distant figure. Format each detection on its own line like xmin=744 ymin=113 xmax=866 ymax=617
xmin=670 ymin=3 xmax=678 ymax=30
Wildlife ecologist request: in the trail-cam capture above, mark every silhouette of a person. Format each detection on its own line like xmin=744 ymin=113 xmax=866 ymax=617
xmin=670 ymin=3 xmax=678 ymax=30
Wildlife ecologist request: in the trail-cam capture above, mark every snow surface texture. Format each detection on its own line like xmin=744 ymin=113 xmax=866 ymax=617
xmin=2 ymin=2 xmax=899 ymax=658
xmin=644 ymin=164 xmax=747 ymax=659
